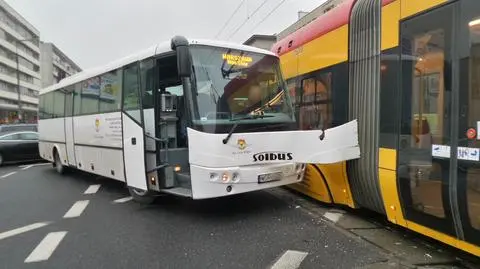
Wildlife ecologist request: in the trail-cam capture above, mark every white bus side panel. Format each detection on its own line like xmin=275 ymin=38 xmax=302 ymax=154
xmin=38 ymin=118 xmax=67 ymax=165
xmin=73 ymin=112 xmax=125 ymax=181
xmin=74 ymin=112 xmax=122 ymax=148
xmin=122 ymin=113 xmax=147 ymax=190
xmin=187 ymin=120 xmax=360 ymax=168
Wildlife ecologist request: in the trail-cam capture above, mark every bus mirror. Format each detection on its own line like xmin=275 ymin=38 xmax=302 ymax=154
xmin=176 ymin=46 xmax=192 ymax=78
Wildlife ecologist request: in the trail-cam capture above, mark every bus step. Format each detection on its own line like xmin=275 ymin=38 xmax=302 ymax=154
xmin=147 ymin=164 xmax=170 ymax=173
xmin=175 ymin=172 xmax=191 ymax=188
xmin=161 ymin=187 xmax=192 ymax=197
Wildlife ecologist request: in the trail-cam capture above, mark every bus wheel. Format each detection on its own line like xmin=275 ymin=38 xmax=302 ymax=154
xmin=53 ymin=150 xmax=64 ymax=174
xmin=128 ymin=187 xmax=155 ymax=204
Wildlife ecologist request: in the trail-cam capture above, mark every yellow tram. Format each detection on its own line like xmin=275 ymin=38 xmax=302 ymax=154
xmin=272 ymin=0 xmax=480 ymax=257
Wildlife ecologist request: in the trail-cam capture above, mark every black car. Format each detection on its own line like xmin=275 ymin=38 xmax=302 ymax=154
xmin=0 ymin=124 xmax=37 ymax=133
xmin=0 ymin=131 xmax=41 ymax=165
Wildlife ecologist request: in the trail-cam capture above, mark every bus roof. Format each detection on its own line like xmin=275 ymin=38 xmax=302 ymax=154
xmin=40 ymin=38 xmax=277 ymax=95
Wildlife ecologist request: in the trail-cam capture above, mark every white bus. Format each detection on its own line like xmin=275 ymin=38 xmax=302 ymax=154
xmin=38 ymin=36 xmax=360 ymax=203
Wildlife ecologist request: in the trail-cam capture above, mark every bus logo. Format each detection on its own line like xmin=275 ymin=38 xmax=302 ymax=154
xmin=237 ymin=139 xmax=247 ymax=150
xmin=95 ymin=118 xmax=100 ymax=132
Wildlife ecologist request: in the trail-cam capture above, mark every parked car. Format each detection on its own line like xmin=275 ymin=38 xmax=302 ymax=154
xmin=0 ymin=123 xmax=37 ymax=133
xmin=0 ymin=131 xmax=41 ymax=165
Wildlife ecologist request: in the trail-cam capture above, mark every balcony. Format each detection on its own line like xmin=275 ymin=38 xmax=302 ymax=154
xmin=0 ymin=54 xmax=40 ymax=79
xmin=0 ymin=88 xmax=38 ymax=105
xmin=0 ymin=21 xmax=40 ymax=54
xmin=0 ymin=73 xmax=40 ymax=91
xmin=0 ymin=39 xmax=39 ymax=66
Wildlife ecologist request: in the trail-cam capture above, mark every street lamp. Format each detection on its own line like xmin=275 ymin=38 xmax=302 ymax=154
xmin=15 ymin=37 xmax=39 ymax=122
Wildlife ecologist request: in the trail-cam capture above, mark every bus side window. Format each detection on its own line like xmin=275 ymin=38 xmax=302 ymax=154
xmin=122 ymin=63 xmax=141 ymax=123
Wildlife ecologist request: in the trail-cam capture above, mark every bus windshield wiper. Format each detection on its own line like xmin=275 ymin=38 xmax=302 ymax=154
xmin=222 ymin=114 xmax=274 ymax=144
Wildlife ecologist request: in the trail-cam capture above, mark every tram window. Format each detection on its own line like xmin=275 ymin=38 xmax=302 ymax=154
xmin=460 ymin=7 xmax=480 ymax=233
xmin=299 ymin=72 xmax=332 ymax=131
xmin=380 ymin=48 xmax=399 ymax=149
xmin=316 ymin=72 xmax=332 ymax=129
xmin=300 ymin=78 xmax=316 ymax=130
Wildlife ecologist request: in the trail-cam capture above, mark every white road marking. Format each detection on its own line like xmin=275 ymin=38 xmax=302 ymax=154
xmin=21 ymin=165 xmax=33 ymax=170
xmin=24 ymin=231 xmax=67 ymax=263
xmin=113 ymin=196 xmax=133 ymax=203
xmin=18 ymin=163 xmax=50 ymax=168
xmin=0 ymin=222 xmax=50 ymax=241
xmin=271 ymin=250 xmax=308 ymax=269
xmin=1 ymin=172 xmax=16 ymax=179
xmin=63 ymin=200 xmax=90 ymax=218
xmin=84 ymin=184 xmax=101 ymax=194
xmin=323 ymin=212 xmax=343 ymax=223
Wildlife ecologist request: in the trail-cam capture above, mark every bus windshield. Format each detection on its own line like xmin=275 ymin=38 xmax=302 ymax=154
xmin=189 ymin=45 xmax=295 ymax=132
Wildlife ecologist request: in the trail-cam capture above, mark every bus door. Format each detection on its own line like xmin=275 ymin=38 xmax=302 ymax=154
xmin=122 ymin=62 xmax=148 ymax=191
xmin=64 ymin=87 xmax=76 ymax=166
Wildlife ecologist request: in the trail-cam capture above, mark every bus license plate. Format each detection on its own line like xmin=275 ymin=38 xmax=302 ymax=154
xmin=258 ymin=172 xmax=282 ymax=184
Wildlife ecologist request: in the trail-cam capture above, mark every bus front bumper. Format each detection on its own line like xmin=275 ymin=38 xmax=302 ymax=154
xmin=189 ymin=162 xmax=306 ymax=199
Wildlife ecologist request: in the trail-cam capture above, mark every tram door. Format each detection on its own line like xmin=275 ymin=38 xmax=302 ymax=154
xmin=399 ymin=0 xmax=480 ymax=245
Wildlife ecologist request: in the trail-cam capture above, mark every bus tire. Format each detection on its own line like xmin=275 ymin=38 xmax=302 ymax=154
xmin=53 ymin=150 xmax=65 ymax=174
xmin=128 ymin=187 xmax=155 ymax=204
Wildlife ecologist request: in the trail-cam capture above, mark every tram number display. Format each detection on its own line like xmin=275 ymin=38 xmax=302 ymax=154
xmin=258 ymin=171 xmax=282 ymax=184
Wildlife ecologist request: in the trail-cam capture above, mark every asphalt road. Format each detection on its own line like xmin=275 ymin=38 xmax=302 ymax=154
xmin=0 ymin=162 xmax=392 ymax=269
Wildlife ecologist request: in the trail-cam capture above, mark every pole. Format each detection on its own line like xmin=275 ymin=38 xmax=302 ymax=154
xmin=15 ymin=44 xmax=22 ymax=122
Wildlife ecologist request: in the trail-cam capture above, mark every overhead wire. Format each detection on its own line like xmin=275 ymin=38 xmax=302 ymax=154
xmin=226 ymin=0 xmax=270 ymax=40
xmin=248 ymin=0 xmax=288 ymax=33
xmin=215 ymin=0 xmax=247 ymax=38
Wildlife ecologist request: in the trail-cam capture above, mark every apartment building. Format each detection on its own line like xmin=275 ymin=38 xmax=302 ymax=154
xmin=40 ymin=42 xmax=81 ymax=88
xmin=0 ymin=0 xmax=41 ymax=123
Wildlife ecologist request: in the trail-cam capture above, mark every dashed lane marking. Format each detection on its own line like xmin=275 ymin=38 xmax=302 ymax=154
xmin=323 ymin=212 xmax=343 ymax=223
xmin=271 ymin=250 xmax=308 ymax=269
xmin=83 ymin=184 xmax=101 ymax=195
xmin=0 ymin=222 xmax=51 ymax=241
xmin=63 ymin=200 xmax=90 ymax=219
xmin=1 ymin=171 xmax=16 ymax=179
xmin=112 ymin=196 xmax=133 ymax=204
xmin=24 ymin=231 xmax=67 ymax=263
xmin=21 ymin=165 xmax=33 ymax=170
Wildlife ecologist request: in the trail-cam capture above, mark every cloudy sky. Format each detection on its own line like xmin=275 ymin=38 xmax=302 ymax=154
xmin=6 ymin=0 xmax=327 ymax=70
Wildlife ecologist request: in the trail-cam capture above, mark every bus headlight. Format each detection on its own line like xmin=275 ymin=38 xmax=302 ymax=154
xmin=222 ymin=172 xmax=230 ymax=183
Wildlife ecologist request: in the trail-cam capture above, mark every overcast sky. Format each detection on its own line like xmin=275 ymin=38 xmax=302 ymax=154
xmin=6 ymin=0 xmax=326 ymax=70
